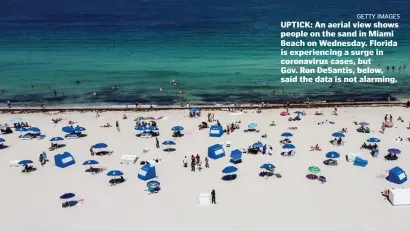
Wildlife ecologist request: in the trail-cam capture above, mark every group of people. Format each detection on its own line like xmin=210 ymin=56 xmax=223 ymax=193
xmin=183 ymin=155 xmax=209 ymax=172
xmin=225 ymin=122 xmax=240 ymax=134
xmin=14 ymin=122 xmax=30 ymax=128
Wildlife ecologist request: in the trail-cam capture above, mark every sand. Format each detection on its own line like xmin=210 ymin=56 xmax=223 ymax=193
xmin=1 ymin=107 xmax=410 ymax=231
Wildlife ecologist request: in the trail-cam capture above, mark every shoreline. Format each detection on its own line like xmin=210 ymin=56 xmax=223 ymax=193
xmin=0 ymin=100 xmax=408 ymax=113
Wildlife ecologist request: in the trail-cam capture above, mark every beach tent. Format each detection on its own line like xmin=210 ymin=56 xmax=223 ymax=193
xmin=138 ymin=163 xmax=156 ymax=181
xmin=387 ymin=167 xmax=408 ymax=184
xmin=54 ymin=152 xmax=76 ymax=168
xmin=353 ymin=157 xmax=368 ymax=167
xmin=230 ymin=149 xmax=242 ymax=161
xmin=209 ymin=125 xmax=224 ymax=137
xmin=388 ymin=188 xmax=410 ymax=206
xmin=208 ymin=144 xmax=225 ymax=160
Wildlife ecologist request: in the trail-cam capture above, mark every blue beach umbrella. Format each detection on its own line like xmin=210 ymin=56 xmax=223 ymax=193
xmin=162 ymin=140 xmax=176 ymax=145
xmin=172 ymin=126 xmax=184 ymax=131
xmin=50 ymin=137 xmax=64 ymax=142
xmin=230 ymin=149 xmax=242 ymax=160
xmin=248 ymin=123 xmax=257 ymax=129
xmin=135 ymin=125 xmax=146 ymax=131
xmin=16 ymin=127 xmax=28 ymax=132
xmin=18 ymin=160 xmax=33 ymax=165
xmin=11 ymin=118 xmax=23 ymax=124
xmin=0 ymin=138 xmax=5 ymax=142
xmin=147 ymin=180 xmax=160 ymax=188
xmin=294 ymin=111 xmax=303 ymax=114
xmin=326 ymin=151 xmax=340 ymax=159
xmin=222 ymin=166 xmax=238 ymax=174
xmin=60 ymin=193 xmax=75 ymax=200
xmin=74 ymin=126 xmax=86 ymax=132
xmin=28 ymin=127 xmax=40 ymax=133
xmin=146 ymin=126 xmax=159 ymax=131
xmin=189 ymin=108 xmax=199 ymax=113
xmin=252 ymin=142 xmax=263 ymax=148
xmin=359 ymin=122 xmax=369 ymax=126
xmin=62 ymin=126 xmax=74 ymax=133
xmin=282 ymin=144 xmax=295 ymax=149
xmin=260 ymin=163 xmax=275 ymax=169
xmin=93 ymin=143 xmax=108 ymax=149
xmin=281 ymin=132 xmax=293 ymax=137
xmin=367 ymin=137 xmax=381 ymax=143
xmin=107 ymin=170 xmax=123 ymax=177
xmin=83 ymin=160 xmax=99 ymax=165
xmin=332 ymin=132 xmax=345 ymax=138
xmin=388 ymin=148 xmax=401 ymax=155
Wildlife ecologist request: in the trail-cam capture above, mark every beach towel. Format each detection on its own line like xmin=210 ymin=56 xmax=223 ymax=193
xmin=280 ymin=111 xmax=287 ymax=116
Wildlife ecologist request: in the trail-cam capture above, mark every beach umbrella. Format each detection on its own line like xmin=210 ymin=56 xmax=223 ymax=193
xmin=222 ymin=166 xmax=238 ymax=174
xmin=282 ymin=144 xmax=295 ymax=149
xmin=248 ymin=123 xmax=257 ymax=129
xmin=93 ymin=143 xmax=108 ymax=149
xmin=0 ymin=125 xmax=7 ymax=130
xmin=60 ymin=193 xmax=75 ymax=200
xmin=135 ymin=125 xmax=146 ymax=131
xmin=11 ymin=118 xmax=23 ymax=124
xmin=28 ymin=127 xmax=40 ymax=133
xmin=146 ymin=126 xmax=159 ymax=131
xmin=388 ymin=148 xmax=401 ymax=155
xmin=147 ymin=180 xmax=160 ymax=189
xmin=106 ymin=170 xmax=123 ymax=177
xmin=260 ymin=163 xmax=275 ymax=170
xmin=359 ymin=122 xmax=369 ymax=126
xmin=50 ymin=137 xmax=64 ymax=142
xmin=18 ymin=160 xmax=33 ymax=165
xmin=62 ymin=126 xmax=74 ymax=133
xmin=0 ymin=138 xmax=5 ymax=142
xmin=82 ymin=160 xmax=99 ymax=165
xmin=252 ymin=142 xmax=263 ymax=148
xmin=172 ymin=126 xmax=184 ymax=131
xmin=146 ymin=117 xmax=156 ymax=121
xmin=332 ymin=132 xmax=345 ymax=138
xmin=162 ymin=140 xmax=176 ymax=145
xmin=189 ymin=108 xmax=199 ymax=113
xmin=308 ymin=166 xmax=321 ymax=174
xmin=134 ymin=117 xmax=145 ymax=121
xmin=294 ymin=111 xmax=303 ymax=114
xmin=74 ymin=126 xmax=86 ymax=132
xmin=281 ymin=132 xmax=293 ymax=137
xmin=230 ymin=149 xmax=242 ymax=160
xmin=16 ymin=127 xmax=28 ymax=132
xmin=367 ymin=137 xmax=381 ymax=143
xmin=325 ymin=151 xmax=340 ymax=159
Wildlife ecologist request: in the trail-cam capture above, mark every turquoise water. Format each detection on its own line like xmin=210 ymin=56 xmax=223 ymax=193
xmin=1 ymin=0 xmax=410 ymax=105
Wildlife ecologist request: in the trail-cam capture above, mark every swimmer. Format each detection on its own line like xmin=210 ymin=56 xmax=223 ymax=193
xmin=75 ymin=80 xmax=80 ymax=84
xmin=160 ymin=88 xmax=163 ymax=91
xmin=93 ymin=92 xmax=97 ymax=96
xmin=387 ymin=66 xmax=389 ymax=71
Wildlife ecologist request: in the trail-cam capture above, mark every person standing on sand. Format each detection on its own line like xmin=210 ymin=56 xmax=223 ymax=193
xmin=90 ymin=146 xmax=94 ymax=156
xmin=183 ymin=156 xmax=187 ymax=168
xmin=7 ymin=100 xmax=11 ymax=108
xmin=205 ymin=157 xmax=209 ymax=168
xmin=155 ymin=137 xmax=160 ymax=148
xmin=381 ymin=122 xmax=386 ymax=134
xmin=211 ymin=189 xmax=216 ymax=204
xmin=116 ymin=121 xmax=120 ymax=132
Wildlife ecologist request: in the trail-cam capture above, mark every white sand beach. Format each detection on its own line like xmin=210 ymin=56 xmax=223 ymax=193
xmin=1 ymin=107 xmax=410 ymax=231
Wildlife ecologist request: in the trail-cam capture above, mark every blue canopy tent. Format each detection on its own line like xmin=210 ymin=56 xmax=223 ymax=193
xmin=54 ymin=152 xmax=76 ymax=168
xmin=387 ymin=166 xmax=408 ymax=184
xmin=209 ymin=125 xmax=224 ymax=137
xmin=353 ymin=157 xmax=368 ymax=167
xmin=138 ymin=163 xmax=157 ymax=181
xmin=230 ymin=149 xmax=242 ymax=164
xmin=208 ymin=144 xmax=225 ymax=160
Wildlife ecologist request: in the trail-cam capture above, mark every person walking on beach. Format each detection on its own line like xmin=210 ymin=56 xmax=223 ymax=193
xmin=196 ymin=154 xmax=200 ymax=164
xmin=191 ymin=160 xmax=195 ymax=172
xmin=384 ymin=114 xmax=388 ymax=122
xmin=381 ymin=122 xmax=386 ymax=134
xmin=155 ymin=137 xmax=160 ymax=148
xmin=205 ymin=157 xmax=209 ymax=168
xmin=116 ymin=121 xmax=120 ymax=132
xmin=6 ymin=100 xmax=11 ymax=108
xmin=390 ymin=114 xmax=393 ymax=122
xmin=211 ymin=189 xmax=216 ymax=204
xmin=183 ymin=156 xmax=187 ymax=168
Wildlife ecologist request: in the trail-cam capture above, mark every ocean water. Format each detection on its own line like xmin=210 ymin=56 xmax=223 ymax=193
xmin=1 ymin=0 xmax=410 ymax=106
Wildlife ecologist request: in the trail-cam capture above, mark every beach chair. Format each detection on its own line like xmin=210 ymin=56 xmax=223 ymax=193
xmin=226 ymin=141 xmax=231 ymax=148
xmin=65 ymin=133 xmax=79 ymax=139
xmin=121 ymin=155 xmax=138 ymax=164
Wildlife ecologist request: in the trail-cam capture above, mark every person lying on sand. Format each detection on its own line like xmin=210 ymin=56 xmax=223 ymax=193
xmin=340 ymin=128 xmax=348 ymax=133
xmin=397 ymin=116 xmax=403 ymax=122
xmin=123 ymin=114 xmax=127 ymax=120
xmin=261 ymin=133 xmax=267 ymax=138
xmin=394 ymin=137 xmax=403 ymax=142
xmin=288 ymin=127 xmax=298 ymax=130
xmin=310 ymin=144 xmax=321 ymax=151
xmin=315 ymin=111 xmax=324 ymax=116
xmin=269 ymin=121 xmax=276 ymax=126
xmin=100 ymin=123 xmax=112 ymax=128
xmin=280 ymin=138 xmax=291 ymax=144
xmin=353 ymin=121 xmax=358 ymax=125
